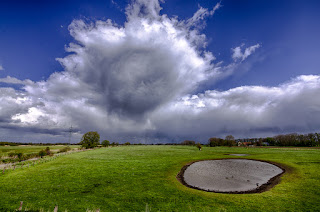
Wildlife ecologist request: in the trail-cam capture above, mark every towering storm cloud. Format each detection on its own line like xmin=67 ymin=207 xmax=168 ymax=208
xmin=0 ymin=0 xmax=319 ymax=143
xmin=56 ymin=0 xmax=223 ymax=118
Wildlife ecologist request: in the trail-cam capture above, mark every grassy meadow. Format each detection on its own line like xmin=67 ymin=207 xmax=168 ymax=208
xmin=0 ymin=145 xmax=80 ymax=158
xmin=0 ymin=145 xmax=319 ymax=211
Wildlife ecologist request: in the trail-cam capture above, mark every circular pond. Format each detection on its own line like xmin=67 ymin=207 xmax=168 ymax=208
xmin=180 ymin=159 xmax=284 ymax=193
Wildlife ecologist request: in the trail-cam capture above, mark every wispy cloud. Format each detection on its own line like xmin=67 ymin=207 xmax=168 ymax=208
xmin=232 ymin=44 xmax=261 ymax=61
xmin=0 ymin=76 xmax=34 ymax=85
xmin=0 ymin=65 xmax=4 ymax=71
xmin=185 ymin=1 xmax=221 ymax=29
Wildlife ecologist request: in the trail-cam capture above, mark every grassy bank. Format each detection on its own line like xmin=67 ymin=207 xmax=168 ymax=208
xmin=0 ymin=146 xmax=319 ymax=211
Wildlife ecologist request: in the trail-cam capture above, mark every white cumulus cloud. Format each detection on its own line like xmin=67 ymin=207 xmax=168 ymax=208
xmin=151 ymin=75 xmax=320 ymax=140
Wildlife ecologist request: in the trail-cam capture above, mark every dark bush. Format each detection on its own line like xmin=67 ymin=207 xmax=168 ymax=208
xmin=111 ymin=142 xmax=119 ymax=146
xmin=38 ymin=150 xmax=47 ymax=158
xmin=208 ymin=137 xmax=224 ymax=147
xmin=58 ymin=146 xmax=71 ymax=153
xmin=7 ymin=152 xmax=25 ymax=161
xmin=45 ymin=147 xmax=52 ymax=156
xmin=181 ymin=140 xmax=196 ymax=145
xmin=8 ymin=152 xmax=16 ymax=158
xmin=26 ymin=153 xmax=38 ymax=159
xmin=16 ymin=153 xmax=24 ymax=161
xmin=101 ymin=140 xmax=110 ymax=147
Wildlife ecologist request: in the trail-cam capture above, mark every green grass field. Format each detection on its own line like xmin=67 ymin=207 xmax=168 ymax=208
xmin=0 ymin=146 xmax=319 ymax=211
xmin=0 ymin=145 xmax=80 ymax=158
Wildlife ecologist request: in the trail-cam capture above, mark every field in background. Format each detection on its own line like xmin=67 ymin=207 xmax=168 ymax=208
xmin=0 ymin=145 xmax=80 ymax=158
xmin=0 ymin=145 xmax=319 ymax=211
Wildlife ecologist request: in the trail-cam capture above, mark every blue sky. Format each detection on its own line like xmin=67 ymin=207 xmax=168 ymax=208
xmin=0 ymin=0 xmax=320 ymax=143
xmin=1 ymin=0 xmax=320 ymax=88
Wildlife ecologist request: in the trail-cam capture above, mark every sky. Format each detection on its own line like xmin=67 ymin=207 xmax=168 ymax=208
xmin=0 ymin=0 xmax=320 ymax=143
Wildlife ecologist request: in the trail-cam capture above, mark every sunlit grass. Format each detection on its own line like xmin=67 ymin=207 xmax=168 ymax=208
xmin=0 ymin=146 xmax=319 ymax=211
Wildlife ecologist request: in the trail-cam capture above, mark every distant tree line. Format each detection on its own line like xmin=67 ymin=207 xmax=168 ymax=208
xmin=0 ymin=142 xmax=19 ymax=146
xmin=2 ymin=132 xmax=320 ymax=148
xmin=208 ymin=135 xmax=236 ymax=147
xmin=79 ymin=131 xmax=320 ymax=147
xmin=0 ymin=141 xmax=78 ymax=146
xmin=262 ymin=133 xmax=320 ymax=147
xmin=208 ymin=133 xmax=320 ymax=147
